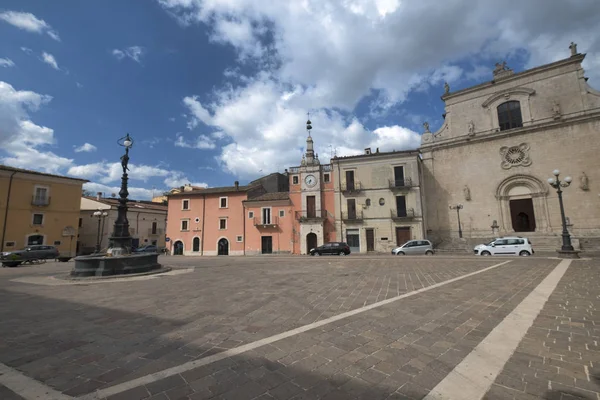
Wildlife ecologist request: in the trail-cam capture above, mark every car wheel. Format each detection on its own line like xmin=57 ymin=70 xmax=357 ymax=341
xmin=519 ymin=250 xmax=531 ymax=257
xmin=425 ymin=250 xmax=434 ymax=256
xmin=481 ymin=251 xmax=491 ymax=256
xmin=397 ymin=251 xmax=405 ymax=255
xmin=314 ymin=252 xmax=320 ymax=256
xmin=338 ymin=251 xmax=346 ymax=256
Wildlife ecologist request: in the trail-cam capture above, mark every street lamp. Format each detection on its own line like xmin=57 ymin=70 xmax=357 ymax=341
xmin=449 ymin=203 xmax=464 ymax=238
xmin=109 ymin=133 xmax=134 ymax=255
xmin=547 ymin=169 xmax=579 ymax=258
xmin=92 ymin=210 xmax=108 ymax=254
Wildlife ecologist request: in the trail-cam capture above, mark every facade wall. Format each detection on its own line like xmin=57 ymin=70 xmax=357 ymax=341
xmin=333 ymin=152 xmax=425 ymax=253
xmin=244 ymin=200 xmax=294 ymax=255
xmin=0 ymin=170 xmax=84 ymax=256
xmin=421 ymin=53 xmax=600 ymax=245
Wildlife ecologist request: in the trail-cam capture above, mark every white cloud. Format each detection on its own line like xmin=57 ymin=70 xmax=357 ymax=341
xmin=41 ymin=52 xmax=59 ymax=70
xmin=112 ymin=46 xmax=145 ymax=63
xmin=74 ymin=143 xmax=97 ymax=153
xmin=20 ymin=47 xmax=33 ymax=55
xmin=0 ymin=11 xmax=60 ymax=41
xmin=182 ymin=96 xmax=212 ymax=128
xmin=83 ymin=182 xmax=155 ymax=201
xmin=175 ymin=134 xmax=216 ymax=149
xmin=0 ymin=58 xmax=15 ymax=68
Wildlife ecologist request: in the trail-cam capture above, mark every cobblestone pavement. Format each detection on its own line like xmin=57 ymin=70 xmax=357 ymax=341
xmin=0 ymin=255 xmax=598 ymax=399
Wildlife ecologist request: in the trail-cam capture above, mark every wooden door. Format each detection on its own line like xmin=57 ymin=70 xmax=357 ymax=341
xmin=345 ymin=170 xmax=355 ymax=191
xmin=396 ymin=196 xmax=407 ymax=217
xmin=261 ymin=236 xmax=273 ymax=254
xmin=396 ymin=227 xmax=411 ymax=246
xmin=307 ymin=196 xmax=316 ymax=218
xmin=347 ymin=199 xmax=356 ymax=219
xmin=366 ymin=229 xmax=375 ymax=251
xmin=394 ymin=166 xmax=405 ymax=187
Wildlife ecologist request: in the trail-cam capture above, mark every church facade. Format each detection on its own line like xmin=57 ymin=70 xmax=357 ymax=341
xmin=420 ymin=45 xmax=600 ymax=250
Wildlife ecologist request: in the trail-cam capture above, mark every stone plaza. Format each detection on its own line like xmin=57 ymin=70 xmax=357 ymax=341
xmin=0 ymin=254 xmax=598 ymax=400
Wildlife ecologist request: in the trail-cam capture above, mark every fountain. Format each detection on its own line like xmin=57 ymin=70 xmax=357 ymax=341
xmin=70 ymin=134 xmax=163 ymax=277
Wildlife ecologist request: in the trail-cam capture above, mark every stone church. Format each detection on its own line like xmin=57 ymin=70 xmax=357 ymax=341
xmin=420 ymin=43 xmax=600 ymax=250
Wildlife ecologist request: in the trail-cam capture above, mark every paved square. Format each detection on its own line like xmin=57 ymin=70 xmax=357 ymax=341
xmin=0 ymin=255 xmax=598 ymax=400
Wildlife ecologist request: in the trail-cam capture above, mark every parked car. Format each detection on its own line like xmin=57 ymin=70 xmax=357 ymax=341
xmin=392 ymin=240 xmax=434 ymax=255
xmin=133 ymin=245 xmax=159 ymax=253
xmin=473 ymin=237 xmax=534 ymax=256
xmin=1 ymin=245 xmax=60 ymax=267
xmin=309 ymin=242 xmax=351 ymax=256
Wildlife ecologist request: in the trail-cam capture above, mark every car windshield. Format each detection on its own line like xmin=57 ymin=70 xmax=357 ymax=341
xmin=485 ymin=240 xmax=496 ymax=246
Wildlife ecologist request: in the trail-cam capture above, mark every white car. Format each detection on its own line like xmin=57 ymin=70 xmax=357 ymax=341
xmin=473 ymin=237 xmax=534 ymax=256
xmin=392 ymin=240 xmax=434 ymax=255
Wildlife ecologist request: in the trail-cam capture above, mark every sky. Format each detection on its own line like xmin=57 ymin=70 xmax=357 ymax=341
xmin=1 ymin=0 xmax=599 ymax=200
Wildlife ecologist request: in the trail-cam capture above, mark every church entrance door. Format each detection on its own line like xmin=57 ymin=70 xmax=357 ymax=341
xmin=509 ymin=198 xmax=536 ymax=232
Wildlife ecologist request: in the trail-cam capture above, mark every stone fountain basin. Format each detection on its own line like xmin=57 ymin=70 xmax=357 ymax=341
xmin=71 ymin=253 xmax=161 ymax=277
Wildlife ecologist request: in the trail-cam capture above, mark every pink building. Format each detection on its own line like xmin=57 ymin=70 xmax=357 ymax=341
xmin=243 ymin=192 xmax=294 ymax=254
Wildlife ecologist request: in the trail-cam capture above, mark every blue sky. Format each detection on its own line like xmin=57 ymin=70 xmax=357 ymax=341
xmin=1 ymin=1 xmax=599 ymax=199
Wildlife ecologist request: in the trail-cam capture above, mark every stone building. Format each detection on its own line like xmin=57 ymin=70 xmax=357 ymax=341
xmin=420 ymin=44 xmax=600 ymax=250
xmin=331 ymin=148 xmax=425 ymax=253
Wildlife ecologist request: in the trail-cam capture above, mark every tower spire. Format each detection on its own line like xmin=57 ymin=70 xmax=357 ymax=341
xmin=305 ymin=113 xmax=315 ymax=164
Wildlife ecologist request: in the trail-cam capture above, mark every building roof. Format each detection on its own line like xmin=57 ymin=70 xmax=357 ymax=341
xmin=83 ymin=196 xmax=168 ymax=212
xmin=249 ymin=172 xmax=286 ymax=184
xmin=0 ymin=164 xmax=89 ymax=183
xmin=243 ymin=192 xmax=290 ymax=202
xmin=332 ymin=149 xmax=420 ymax=162
xmin=168 ymin=184 xmax=254 ymax=197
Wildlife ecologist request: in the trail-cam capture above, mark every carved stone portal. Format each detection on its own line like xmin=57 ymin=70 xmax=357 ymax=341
xmin=499 ymin=143 xmax=532 ymax=169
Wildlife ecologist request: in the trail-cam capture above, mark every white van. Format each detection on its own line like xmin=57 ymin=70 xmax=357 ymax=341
xmin=473 ymin=237 xmax=534 ymax=256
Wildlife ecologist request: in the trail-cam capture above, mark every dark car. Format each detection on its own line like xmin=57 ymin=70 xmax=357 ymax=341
xmin=309 ymin=242 xmax=351 ymax=256
xmin=133 ymin=245 xmax=159 ymax=253
xmin=1 ymin=245 xmax=60 ymax=267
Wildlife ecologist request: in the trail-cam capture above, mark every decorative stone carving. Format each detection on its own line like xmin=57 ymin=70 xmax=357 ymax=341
xmin=423 ymin=122 xmax=430 ymax=133
xmin=463 ymin=185 xmax=471 ymax=201
xmin=580 ymin=172 xmax=589 ymax=191
xmin=499 ymin=143 xmax=532 ymax=169
xmin=569 ymin=42 xmax=578 ymax=57
xmin=421 ymin=132 xmax=433 ymax=144
xmin=552 ymin=101 xmax=562 ymax=119
xmin=444 ymin=82 xmax=450 ymax=94
xmin=301 ymin=154 xmax=306 ymax=166
xmin=467 ymin=120 xmax=475 ymax=136
xmin=493 ymin=61 xmax=514 ymax=80
xmin=491 ymin=220 xmax=499 ymax=234
xmin=494 ymin=61 xmax=508 ymax=74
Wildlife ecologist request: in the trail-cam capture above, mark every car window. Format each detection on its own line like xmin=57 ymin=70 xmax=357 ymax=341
xmin=516 ymin=239 xmax=524 ymax=245
xmin=494 ymin=239 xmax=508 ymax=245
xmin=418 ymin=241 xmax=429 ymax=246
xmin=332 ymin=243 xmax=340 ymax=247
xmin=323 ymin=244 xmax=332 ymax=248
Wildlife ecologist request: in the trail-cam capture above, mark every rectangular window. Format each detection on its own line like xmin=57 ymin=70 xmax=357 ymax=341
xmin=182 ymin=199 xmax=190 ymax=210
xmin=5 ymin=241 xmax=15 ymax=247
xmin=219 ymin=218 xmax=227 ymax=230
xmin=396 ymin=196 xmax=407 ymax=217
xmin=181 ymin=219 xmax=189 ymax=231
xmin=324 ymin=173 xmax=330 ymax=183
xmin=248 ymin=211 xmax=254 ymax=219
xmin=345 ymin=170 xmax=355 ymax=191
xmin=262 ymin=208 xmax=271 ymax=224
xmin=219 ymin=197 xmax=228 ymax=208
xmin=236 ymin=236 xmax=243 ymax=242
xmin=292 ymin=176 xmax=299 ymax=184
xmin=151 ymin=221 xmax=157 ymax=234
xmin=78 ymin=218 xmax=82 ymax=227
xmin=33 ymin=186 xmax=49 ymax=206
xmin=32 ymin=213 xmax=44 ymax=225
xmin=53 ymin=241 xmax=61 ymax=246
xmin=279 ymin=210 xmax=285 ymax=218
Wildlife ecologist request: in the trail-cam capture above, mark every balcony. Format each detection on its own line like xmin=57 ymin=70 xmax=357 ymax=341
xmin=31 ymin=196 xmax=50 ymax=206
xmin=295 ymin=210 xmax=327 ymax=222
xmin=341 ymin=181 xmax=362 ymax=194
xmin=388 ymin=178 xmax=413 ymax=190
xmin=254 ymin=216 xmax=279 ymax=228
xmin=148 ymin=228 xmax=164 ymax=236
xmin=341 ymin=210 xmax=364 ymax=222
xmin=391 ymin=208 xmax=418 ymax=220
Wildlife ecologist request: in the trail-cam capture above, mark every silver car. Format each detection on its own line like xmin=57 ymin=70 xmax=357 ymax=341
xmin=392 ymin=240 xmax=434 ymax=255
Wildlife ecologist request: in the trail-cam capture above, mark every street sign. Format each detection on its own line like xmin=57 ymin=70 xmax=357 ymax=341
xmin=165 ymin=237 xmax=170 ymax=242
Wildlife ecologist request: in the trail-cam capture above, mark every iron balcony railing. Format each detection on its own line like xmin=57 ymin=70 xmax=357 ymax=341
xmin=388 ymin=177 xmax=413 ymax=189
xmin=295 ymin=210 xmax=328 ymax=221
xmin=341 ymin=210 xmax=364 ymax=221
xmin=341 ymin=181 xmax=362 ymax=194
xmin=253 ymin=216 xmax=279 ymax=227
xmin=31 ymin=196 xmax=50 ymax=206
xmin=391 ymin=208 xmax=418 ymax=220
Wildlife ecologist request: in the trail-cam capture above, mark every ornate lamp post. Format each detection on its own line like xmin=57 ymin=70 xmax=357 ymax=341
xmin=547 ymin=169 xmax=579 ymax=258
xmin=92 ymin=210 xmax=108 ymax=254
xmin=449 ymin=204 xmax=464 ymax=238
xmin=109 ymin=133 xmax=134 ymax=256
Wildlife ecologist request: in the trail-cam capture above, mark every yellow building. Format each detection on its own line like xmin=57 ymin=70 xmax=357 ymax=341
xmin=0 ymin=165 xmax=88 ymax=256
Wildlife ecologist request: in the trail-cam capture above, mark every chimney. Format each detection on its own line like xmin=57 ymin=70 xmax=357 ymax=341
xmin=365 ymin=147 xmax=371 ymax=155
xmin=96 ymin=192 xmax=102 ymax=201
xmin=234 ymin=181 xmax=239 ymax=190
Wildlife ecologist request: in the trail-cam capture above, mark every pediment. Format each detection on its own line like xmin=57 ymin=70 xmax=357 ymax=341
xmin=482 ymin=88 xmax=536 ymax=108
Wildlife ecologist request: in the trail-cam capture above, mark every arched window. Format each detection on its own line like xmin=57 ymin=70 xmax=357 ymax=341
xmin=193 ymin=237 xmax=200 ymax=252
xmin=497 ymin=101 xmax=523 ymax=131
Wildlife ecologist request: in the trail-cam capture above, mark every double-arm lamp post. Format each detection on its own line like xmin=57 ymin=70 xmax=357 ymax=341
xmin=108 ymin=134 xmax=134 ymax=256
xmin=449 ymin=204 xmax=464 ymax=238
xmin=93 ymin=210 xmax=108 ymax=254
xmin=547 ymin=169 xmax=579 ymax=258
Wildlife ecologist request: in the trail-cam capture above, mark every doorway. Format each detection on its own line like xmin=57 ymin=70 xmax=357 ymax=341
xmin=173 ymin=240 xmax=184 ymax=255
xmin=261 ymin=236 xmax=273 ymax=254
xmin=394 ymin=166 xmax=405 ymax=186
xmin=306 ymin=233 xmax=317 ymax=253
xmin=346 ymin=229 xmax=360 ymax=253
xmin=510 ymin=198 xmax=536 ymax=232
xmin=366 ymin=229 xmax=375 ymax=251
xmin=347 ymin=199 xmax=356 ymax=219
xmin=307 ymin=196 xmax=316 ymax=218
xmin=218 ymin=238 xmax=229 ymax=255
xmin=396 ymin=227 xmax=411 ymax=246
xmin=345 ymin=170 xmax=355 ymax=191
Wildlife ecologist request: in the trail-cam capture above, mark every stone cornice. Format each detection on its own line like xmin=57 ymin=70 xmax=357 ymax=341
xmin=481 ymin=87 xmax=536 ymax=108
xmin=419 ymin=108 xmax=600 ymax=153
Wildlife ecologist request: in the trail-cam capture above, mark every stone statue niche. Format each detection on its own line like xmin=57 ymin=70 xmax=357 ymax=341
xmin=580 ymin=172 xmax=589 ymax=191
xmin=463 ymin=185 xmax=471 ymax=201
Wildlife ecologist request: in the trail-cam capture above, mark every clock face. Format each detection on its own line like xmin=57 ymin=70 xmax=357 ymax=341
xmin=304 ymin=174 xmax=317 ymax=187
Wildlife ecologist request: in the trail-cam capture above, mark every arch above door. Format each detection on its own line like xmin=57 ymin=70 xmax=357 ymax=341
xmin=495 ymin=174 xmax=550 ymax=233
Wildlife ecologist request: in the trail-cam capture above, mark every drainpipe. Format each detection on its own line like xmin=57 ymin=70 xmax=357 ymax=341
xmin=336 ymin=160 xmax=344 ymax=242
xmin=1 ymin=171 xmax=18 ymax=252
xmin=201 ymin=194 xmax=205 ymax=255
xmin=242 ymin=200 xmax=246 ymax=255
